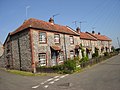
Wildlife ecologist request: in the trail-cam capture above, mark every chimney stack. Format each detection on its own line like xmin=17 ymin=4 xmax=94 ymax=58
xmin=98 ymin=32 xmax=100 ymax=35
xmin=76 ymin=27 xmax=81 ymax=33
xmin=49 ymin=17 xmax=54 ymax=24
xmin=92 ymin=31 xmax=95 ymax=34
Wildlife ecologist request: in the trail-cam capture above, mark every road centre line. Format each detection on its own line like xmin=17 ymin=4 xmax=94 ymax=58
xmin=32 ymin=74 xmax=69 ymax=89
xmin=44 ymin=85 xmax=49 ymax=88
xmin=32 ymin=85 xmax=40 ymax=89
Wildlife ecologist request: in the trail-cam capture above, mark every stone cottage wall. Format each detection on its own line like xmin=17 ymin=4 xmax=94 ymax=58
xmin=11 ymin=30 xmax=32 ymax=71
xmin=31 ymin=29 xmax=81 ymax=67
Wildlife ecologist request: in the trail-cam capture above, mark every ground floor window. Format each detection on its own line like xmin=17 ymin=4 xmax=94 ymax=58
xmin=70 ymin=50 xmax=74 ymax=59
xmin=59 ymin=51 xmax=64 ymax=64
xmin=38 ymin=53 xmax=46 ymax=66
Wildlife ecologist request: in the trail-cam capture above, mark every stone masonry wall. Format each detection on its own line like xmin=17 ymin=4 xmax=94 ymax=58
xmin=31 ymin=29 xmax=81 ymax=67
xmin=11 ymin=30 xmax=32 ymax=71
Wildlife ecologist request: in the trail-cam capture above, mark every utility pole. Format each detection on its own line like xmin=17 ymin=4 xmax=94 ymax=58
xmin=117 ymin=37 xmax=120 ymax=48
xmin=26 ymin=6 xmax=30 ymax=20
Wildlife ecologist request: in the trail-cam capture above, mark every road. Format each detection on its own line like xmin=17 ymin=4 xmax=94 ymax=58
xmin=0 ymin=54 xmax=120 ymax=90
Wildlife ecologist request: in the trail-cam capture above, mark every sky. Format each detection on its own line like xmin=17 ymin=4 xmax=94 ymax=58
xmin=0 ymin=0 xmax=120 ymax=48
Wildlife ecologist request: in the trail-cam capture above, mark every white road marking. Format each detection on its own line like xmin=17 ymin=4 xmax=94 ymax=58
xmin=60 ymin=74 xmax=69 ymax=78
xmin=47 ymin=78 xmax=54 ymax=81
xmin=44 ymin=85 xmax=49 ymax=88
xmin=39 ymin=75 xmax=69 ymax=89
xmin=54 ymin=76 xmax=59 ymax=78
xmin=32 ymin=85 xmax=40 ymax=89
xmin=54 ymin=78 xmax=60 ymax=81
xmin=49 ymin=81 xmax=55 ymax=84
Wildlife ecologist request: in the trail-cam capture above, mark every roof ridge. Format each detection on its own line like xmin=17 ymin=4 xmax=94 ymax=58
xmin=11 ymin=18 xmax=79 ymax=36
xmin=66 ymin=26 xmax=80 ymax=35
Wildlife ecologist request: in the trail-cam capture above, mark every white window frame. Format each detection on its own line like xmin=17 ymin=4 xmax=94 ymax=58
xmin=39 ymin=32 xmax=46 ymax=43
xmin=38 ymin=53 xmax=46 ymax=66
xmin=54 ymin=34 xmax=60 ymax=44
xmin=59 ymin=51 xmax=64 ymax=64
xmin=70 ymin=36 xmax=74 ymax=44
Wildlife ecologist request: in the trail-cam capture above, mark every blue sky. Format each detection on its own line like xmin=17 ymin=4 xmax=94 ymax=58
xmin=0 ymin=0 xmax=120 ymax=48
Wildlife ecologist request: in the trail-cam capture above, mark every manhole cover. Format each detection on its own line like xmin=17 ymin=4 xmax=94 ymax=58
xmin=58 ymin=83 xmax=73 ymax=89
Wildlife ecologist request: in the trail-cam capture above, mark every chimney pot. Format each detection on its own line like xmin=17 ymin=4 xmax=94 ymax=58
xmin=76 ymin=27 xmax=80 ymax=33
xmin=92 ymin=31 xmax=95 ymax=34
xmin=49 ymin=17 xmax=54 ymax=24
xmin=98 ymin=32 xmax=100 ymax=35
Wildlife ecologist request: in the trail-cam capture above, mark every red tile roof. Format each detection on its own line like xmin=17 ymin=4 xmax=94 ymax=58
xmin=87 ymin=33 xmax=112 ymax=41
xmin=80 ymin=32 xmax=97 ymax=41
xmin=11 ymin=18 xmax=79 ymax=36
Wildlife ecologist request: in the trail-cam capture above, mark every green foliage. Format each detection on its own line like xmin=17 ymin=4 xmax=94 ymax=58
xmin=92 ymin=48 xmax=99 ymax=58
xmin=111 ymin=46 xmax=115 ymax=52
xmin=80 ymin=56 xmax=89 ymax=63
xmin=64 ymin=59 xmax=76 ymax=71
xmin=104 ymin=52 xmax=109 ymax=56
xmin=92 ymin=53 xmax=98 ymax=58
xmin=53 ymin=57 xmax=80 ymax=74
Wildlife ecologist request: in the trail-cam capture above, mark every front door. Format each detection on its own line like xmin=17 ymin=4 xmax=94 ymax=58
xmin=51 ymin=49 xmax=60 ymax=66
xmin=75 ymin=49 xmax=79 ymax=57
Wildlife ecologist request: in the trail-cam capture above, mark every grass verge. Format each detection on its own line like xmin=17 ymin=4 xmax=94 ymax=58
xmin=0 ymin=68 xmax=60 ymax=76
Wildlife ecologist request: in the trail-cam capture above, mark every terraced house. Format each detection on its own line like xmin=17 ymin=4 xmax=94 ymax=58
xmin=87 ymin=31 xmax=112 ymax=55
xmin=76 ymin=28 xmax=97 ymax=59
xmin=1 ymin=18 xmax=112 ymax=73
xmin=3 ymin=18 xmax=81 ymax=73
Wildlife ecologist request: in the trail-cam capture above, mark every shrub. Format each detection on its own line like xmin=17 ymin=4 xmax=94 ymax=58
xmin=92 ymin=53 xmax=98 ymax=58
xmin=80 ymin=56 xmax=89 ymax=63
xmin=104 ymin=52 xmax=109 ymax=56
xmin=64 ymin=59 xmax=76 ymax=71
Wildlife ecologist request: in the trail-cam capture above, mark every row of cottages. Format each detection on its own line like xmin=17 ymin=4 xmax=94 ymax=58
xmin=87 ymin=31 xmax=112 ymax=55
xmin=3 ymin=18 xmax=81 ymax=73
xmin=76 ymin=28 xmax=112 ymax=59
xmin=1 ymin=18 xmax=112 ymax=73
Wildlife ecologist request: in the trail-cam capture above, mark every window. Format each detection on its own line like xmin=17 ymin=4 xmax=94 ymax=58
xmin=70 ymin=51 xmax=74 ymax=59
xmin=59 ymin=51 xmax=64 ymax=64
xmin=70 ymin=36 xmax=74 ymax=44
xmin=54 ymin=34 xmax=60 ymax=44
xmin=38 ymin=53 xmax=46 ymax=66
xmin=39 ymin=32 xmax=46 ymax=43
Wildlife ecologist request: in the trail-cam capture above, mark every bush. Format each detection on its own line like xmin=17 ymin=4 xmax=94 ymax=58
xmin=52 ymin=59 xmax=78 ymax=74
xmin=64 ymin=59 xmax=76 ymax=72
xmin=92 ymin=53 xmax=98 ymax=58
xmin=80 ymin=56 xmax=89 ymax=63
xmin=104 ymin=52 xmax=109 ymax=56
xmin=53 ymin=65 xmax=64 ymax=71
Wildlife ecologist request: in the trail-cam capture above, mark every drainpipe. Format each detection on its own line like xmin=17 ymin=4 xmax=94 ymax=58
xmin=63 ymin=34 xmax=67 ymax=60
xmin=17 ymin=37 xmax=22 ymax=71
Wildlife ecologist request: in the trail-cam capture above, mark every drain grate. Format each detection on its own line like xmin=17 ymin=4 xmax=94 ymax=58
xmin=58 ymin=83 xmax=73 ymax=89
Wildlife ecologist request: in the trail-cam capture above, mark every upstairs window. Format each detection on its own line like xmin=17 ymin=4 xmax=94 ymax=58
xmin=54 ymin=34 xmax=60 ymax=44
xmin=39 ymin=32 xmax=46 ymax=43
xmin=38 ymin=53 xmax=46 ymax=66
xmin=70 ymin=36 xmax=74 ymax=44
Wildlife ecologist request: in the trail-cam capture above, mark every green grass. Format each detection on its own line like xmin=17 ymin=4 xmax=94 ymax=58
xmin=6 ymin=69 xmax=60 ymax=76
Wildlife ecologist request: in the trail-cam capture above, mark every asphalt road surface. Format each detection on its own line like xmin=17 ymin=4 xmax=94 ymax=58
xmin=0 ymin=54 xmax=120 ymax=90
